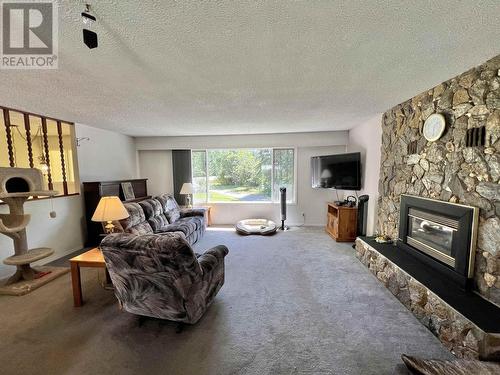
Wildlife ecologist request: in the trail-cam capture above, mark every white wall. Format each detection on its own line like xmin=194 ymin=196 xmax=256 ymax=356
xmin=76 ymin=124 xmax=138 ymax=182
xmin=136 ymin=132 xmax=348 ymax=225
xmin=138 ymin=150 xmax=174 ymax=196
xmin=347 ymin=114 xmax=382 ymax=236
xmin=0 ymin=124 xmax=138 ymax=279
xmin=0 ymin=196 xmax=86 ymax=277
xmin=135 ymin=131 xmax=349 ymax=150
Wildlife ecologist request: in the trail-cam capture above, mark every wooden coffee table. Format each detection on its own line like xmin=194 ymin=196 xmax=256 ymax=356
xmin=69 ymin=247 xmax=108 ymax=307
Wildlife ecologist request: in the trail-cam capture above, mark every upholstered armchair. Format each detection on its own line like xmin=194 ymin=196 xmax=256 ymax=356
xmin=100 ymin=232 xmax=228 ymax=324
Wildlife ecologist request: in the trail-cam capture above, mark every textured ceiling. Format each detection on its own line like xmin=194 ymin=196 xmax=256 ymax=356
xmin=0 ymin=1 xmax=499 ymax=136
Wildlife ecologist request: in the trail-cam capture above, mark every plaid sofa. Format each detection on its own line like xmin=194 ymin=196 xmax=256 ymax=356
xmin=117 ymin=194 xmax=206 ymax=245
xmin=100 ymin=232 xmax=228 ymax=324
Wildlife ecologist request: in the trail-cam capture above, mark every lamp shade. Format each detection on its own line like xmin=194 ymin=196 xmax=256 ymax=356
xmin=91 ymin=196 xmax=129 ymax=222
xmin=180 ymin=182 xmax=193 ymax=195
xmin=320 ymin=169 xmax=332 ymax=178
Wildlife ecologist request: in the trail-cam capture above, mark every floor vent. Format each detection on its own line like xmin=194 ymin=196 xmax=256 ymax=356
xmin=465 ymin=126 xmax=486 ymax=147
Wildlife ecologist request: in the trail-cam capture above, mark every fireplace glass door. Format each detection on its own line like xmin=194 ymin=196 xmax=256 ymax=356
xmin=407 ymin=208 xmax=457 ymax=267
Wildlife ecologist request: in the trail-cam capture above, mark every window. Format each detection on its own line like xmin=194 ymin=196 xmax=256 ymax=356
xmin=0 ymin=106 xmax=79 ymax=197
xmin=273 ymin=148 xmax=294 ymax=202
xmin=192 ymin=148 xmax=295 ymax=203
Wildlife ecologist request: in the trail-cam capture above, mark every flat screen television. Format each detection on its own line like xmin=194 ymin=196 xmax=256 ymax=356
xmin=311 ymin=152 xmax=361 ymax=190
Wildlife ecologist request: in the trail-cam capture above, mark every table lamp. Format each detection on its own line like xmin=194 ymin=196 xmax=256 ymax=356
xmin=180 ymin=182 xmax=194 ymax=208
xmin=92 ymin=196 xmax=129 ymax=234
xmin=320 ymin=169 xmax=332 ymax=187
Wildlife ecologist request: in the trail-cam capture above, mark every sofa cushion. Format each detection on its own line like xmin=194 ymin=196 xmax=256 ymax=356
xmin=128 ymin=222 xmax=155 ymax=236
xmin=177 ymin=216 xmax=204 ymax=231
xmin=155 ymin=194 xmax=181 ymax=223
xmin=119 ymin=202 xmax=154 ymax=235
xmin=180 ymin=208 xmax=206 ymax=218
xmin=161 ymin=221 xmax=197 ymax=237
xmin=139 ymin=198 xmax=169 ymax=232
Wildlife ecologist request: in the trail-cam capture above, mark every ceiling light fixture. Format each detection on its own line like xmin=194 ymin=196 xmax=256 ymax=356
xmin=82 ymin=4 xmax=98 ymax=49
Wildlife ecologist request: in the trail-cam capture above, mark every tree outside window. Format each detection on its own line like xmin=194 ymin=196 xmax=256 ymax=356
xmin=192 ymin=148 xmax=294 ymax=203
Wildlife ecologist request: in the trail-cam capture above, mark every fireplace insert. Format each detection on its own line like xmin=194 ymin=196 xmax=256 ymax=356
xmin=398 ymin=195 xmax=479 ymax=288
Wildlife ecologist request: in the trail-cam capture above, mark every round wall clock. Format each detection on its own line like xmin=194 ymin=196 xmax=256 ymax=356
xmin=423 ymin=113 xmax=446 ymax=142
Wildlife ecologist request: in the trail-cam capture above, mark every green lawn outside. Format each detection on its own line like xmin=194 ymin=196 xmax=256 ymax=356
xmin=194 ymin=191 xmax=238 ymax=202
xmin=210 ymin=184 xmax=263 ymax=194
xmin=209 ymin=191 xmax=238 ymax=202
xmin=193 ymin=184 xmax=271 ymax=203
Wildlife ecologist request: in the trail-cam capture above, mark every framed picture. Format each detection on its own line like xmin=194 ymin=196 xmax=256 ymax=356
xmin=121 ymin=182 xmax=135 ymax=201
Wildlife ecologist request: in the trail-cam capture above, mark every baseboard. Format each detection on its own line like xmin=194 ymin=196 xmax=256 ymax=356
xmin=210 ymin=223 xmax=325 ymax=227
xmin=38 ymin=245 xmax=84 ymax=266
xmin=0 ymin=244 xmax=84 ymax=280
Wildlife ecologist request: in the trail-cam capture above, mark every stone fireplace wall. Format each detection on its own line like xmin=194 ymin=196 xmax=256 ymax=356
xmin=377 ymin=54 xmax=500 ymax=305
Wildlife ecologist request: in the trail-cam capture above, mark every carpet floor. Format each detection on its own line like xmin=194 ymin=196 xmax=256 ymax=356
xmin=0 ymin=227 xmax=452 ymax=375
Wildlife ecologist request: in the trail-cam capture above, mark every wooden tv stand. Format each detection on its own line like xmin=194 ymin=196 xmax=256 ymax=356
xmin=326 ymin=202 xmax=358 ymax=242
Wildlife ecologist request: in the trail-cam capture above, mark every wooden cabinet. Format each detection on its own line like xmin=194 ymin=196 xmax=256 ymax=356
xmin=326 ymin=202 xmax=358 ymax=242
xmin=83 ymin=179 xmax=150 ymax=246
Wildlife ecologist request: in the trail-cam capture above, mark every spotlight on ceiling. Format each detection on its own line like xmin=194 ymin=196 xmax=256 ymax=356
xmin=81 ymin=4 xmax=98 ymax=49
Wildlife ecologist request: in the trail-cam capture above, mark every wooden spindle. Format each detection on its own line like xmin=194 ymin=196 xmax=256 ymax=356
xmin=3 ymin=108 xmax=15 ymax=167
xmin=41 ymin=118 xmax=53 ymax=190
xmin=23 ymin=113 xmax=34 ymax=168
xmin=57 ymin=121 xmax=68 ymax=195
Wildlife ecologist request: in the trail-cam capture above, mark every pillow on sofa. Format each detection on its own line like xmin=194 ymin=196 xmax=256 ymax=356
xmin=401 ymin=354 xmax=500 ymax=375
xmin=119 ymin=202 xmax=154 ymax=235
xmin=139 ymin=198 xmax=169 ymax=232
xmin=155 ymin=194 xmax=181 ymax=223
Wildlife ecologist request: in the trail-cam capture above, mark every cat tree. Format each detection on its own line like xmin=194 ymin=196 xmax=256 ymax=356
xmin=0 ymin=167 xmax=69 ymax=295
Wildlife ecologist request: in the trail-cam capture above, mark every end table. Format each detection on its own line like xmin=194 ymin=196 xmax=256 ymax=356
xmin=70 ymin=247 xmax=108 ymax=307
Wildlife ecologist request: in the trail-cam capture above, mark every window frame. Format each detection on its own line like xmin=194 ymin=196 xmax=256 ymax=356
xmin=192 ymin=147 xmax=297 ymax=205
xmin=0 ymin=105 xmax=80 ymax=203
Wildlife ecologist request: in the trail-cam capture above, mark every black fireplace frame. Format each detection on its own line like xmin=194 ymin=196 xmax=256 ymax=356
xmin=397 ymin=194 xmax=479 ymax=289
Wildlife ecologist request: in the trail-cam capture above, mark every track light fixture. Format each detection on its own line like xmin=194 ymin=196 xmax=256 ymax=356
xmin=82 ymin=4 xmax=98 ymax=49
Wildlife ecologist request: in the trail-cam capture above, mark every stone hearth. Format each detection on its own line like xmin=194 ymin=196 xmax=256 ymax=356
xmin=377 ymin=54 xmax=500 ymax=305
xmin=355 ymin=238 xmax=500 ymax=361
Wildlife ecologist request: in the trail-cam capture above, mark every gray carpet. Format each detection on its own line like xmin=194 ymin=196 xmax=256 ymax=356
xmin=0 ymin=227 xmax=452 ymax=375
